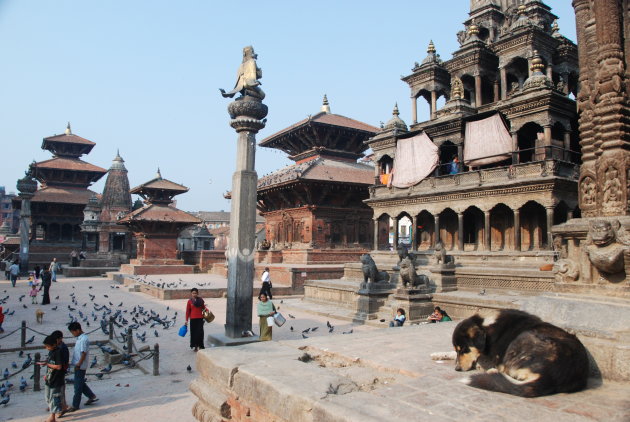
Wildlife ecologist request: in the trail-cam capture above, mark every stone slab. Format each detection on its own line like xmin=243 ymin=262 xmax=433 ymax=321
xmin=206 ymin=332 xmax=261 ymax=347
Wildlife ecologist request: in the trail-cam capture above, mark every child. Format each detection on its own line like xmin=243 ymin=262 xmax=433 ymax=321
xmin=30 ymin=282 xmax=39 ymax=304
xmin=428 ymin=306 xmax=443 ymax=323
xmin=389 ymin=308 xmax=406 ymax=327
xmin=38 ymin=335 xmax=65 ymax=422
xmin=0 ymin=305 xmax=4 ymax=333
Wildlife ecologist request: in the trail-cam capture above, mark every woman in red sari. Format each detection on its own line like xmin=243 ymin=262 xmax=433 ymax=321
xmin=185 ymin=288 xmax=208 ymax=351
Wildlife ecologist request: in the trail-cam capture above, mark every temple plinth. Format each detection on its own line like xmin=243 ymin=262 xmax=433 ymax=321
xmin=119 ymin=170 xmax=200 ymax=275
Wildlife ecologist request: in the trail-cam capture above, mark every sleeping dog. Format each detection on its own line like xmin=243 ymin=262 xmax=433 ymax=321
xmin=452 ymin=309 xmax=589 ymax=397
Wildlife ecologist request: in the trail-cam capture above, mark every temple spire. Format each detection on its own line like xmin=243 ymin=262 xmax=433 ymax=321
xmin=427 ymin=40 xmax=436 ymax=54
xmin=156 ymin=167 xmax=162 ymax=179
xmin=65 ymin=122 xmax=72 ymax=135
xmin=321 ymin=94 xmax=330 ymax=113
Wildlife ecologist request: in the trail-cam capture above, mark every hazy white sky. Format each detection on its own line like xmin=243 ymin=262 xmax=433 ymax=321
xmin=0 ymin=0 xmax=577 ymax=211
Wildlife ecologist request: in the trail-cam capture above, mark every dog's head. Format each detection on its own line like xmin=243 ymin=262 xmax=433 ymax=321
xmin=452 ymin=314 xmax=486 ymax=371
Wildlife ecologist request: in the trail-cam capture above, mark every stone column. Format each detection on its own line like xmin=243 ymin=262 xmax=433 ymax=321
xmin=543 ymin=125 xmax=552 ymax=158
xmin=493 ymin=80 xmax=500 ymax=102
xmin=373 ymin=218 xmax=379 ymax=251
xmin=222 ymin=51 xmax=268 ymax=339
xmin=484 ymin=210 xmax=491 ymax=251
xmin=475 ymin=75 xmax=482 ymax=107
xmin=411 ymin=215 xmax=418 ymax=251
xmin=457 ymin=144 xmax=464 ymax=170
xmin=561 ymin=72 xmax=570 ymax=94
xmin=511 ymin=132 xmax=519 ymax=164
xmin=546 ymin=206 xmax=554 ymax=250
xmin=17 ymin=173 xmax=37 ymax=273
xmin=500 ymin=67 xmax=507 ymax=100
xmin=434 ymin=214 xmax=440 ymax=245
xmin=564 ymin=130 xmax=572 ymax=161
xmin=411 ymin=95 xmax=417 ymax=124
xmin=393 ymin=216 xmax=399 ymax=248
xmin=430 ymin=91 xmax=437 ymax=120
xmin=513 ymin=209 xmax=521 ymax=252
xmin=457 ymin=212 xmax=464 ymax=251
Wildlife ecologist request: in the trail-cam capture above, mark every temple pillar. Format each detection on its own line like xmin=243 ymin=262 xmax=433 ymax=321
xmin=457 ymin=212 xmax=464 ymax=251
xmin=393 ymin=216 xmax=400 ymax=247
xmin=411 ymin=95 xmax=418 ymax=124
xmin=500 ymin=67 xmax=507 ymax=100
xmin=543 ymin=125 xmax=552 ymax=158
xmin=564 ymin=130 xmax=572 ymax=161
xmin=457 ymin=144 xmax=464 ymax=170
xmin=373 ymin=218 xmax=379 ymax=251
xmin=493 ymin=80 xmax=500 ymax=102
xmin=546 ymin=206 xmax=554 ymax=250
xmin=430 ymin=91 xmax=437 ymax=120
xmin=434 ymin=214 xmax=440 ymax=245
xmin=475 ymin=75 xmax=482 ymax=106
xmin=512 ymin=132 xmax=519 ymax=164
xmin=484 ymin=210 xmax=491 ymax=251
xmin=411 ymin=215 xmax=418 ymax=251
xmin=561 ymin=72 xmax=570 ymax=94
xmin=513 ymin=209 xmax=521 ymax=252
xmin=17 ymin=173 xmax=36 ymax=273
xmin=546 ymin=62 xmax=553 ymax=79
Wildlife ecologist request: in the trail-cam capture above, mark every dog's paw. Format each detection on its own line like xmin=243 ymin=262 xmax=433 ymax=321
xmin=458 ymin=376 xmax=472 ymax=385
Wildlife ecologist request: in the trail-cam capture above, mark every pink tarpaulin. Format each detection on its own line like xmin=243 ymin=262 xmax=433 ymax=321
xmin=391 ymin=132 xmax=438 ymax=188
xmin=463 ymin=113 xmax=512 ymax=166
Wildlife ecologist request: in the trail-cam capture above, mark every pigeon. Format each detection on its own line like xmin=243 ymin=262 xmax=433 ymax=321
xmin=328 ymin=326 xmax=334 ymax=333
xmin=22 ymin=304 xmax=27 ymax=309
xmin=25 ymin=336 xmax=35 ymax=344
xmin=326 ymin=321 xmax=331 ymax=329
xmin=186 ymin=365 xmax=192 ymax=373
xmin=95 ymin=373 xmax=104 ymax=380
xmin=311 ymin=327 xmax=318 ymax=332
xmin=90 ymin=356 xmax=97 ymax=368
xmin=302 ymin=328 xmax=310 ymax=334
xmin=101 ymin=364 xmax=112 ymax=373
xmin=10 ymin=362 xmax=17 ymax=370
xmin=379 ymin=319 xmax=386 ymax=323
xmin=290 ymin=326 xmax=294 ymax=332
xmin=3 ymin=369 xmax=8 ymax=380
xmin=0 ymin=384 xmax=6 ymax=397
xmin=479 ymin=289 xmax=486 ymax=296
xmin=22 ymin=354 xmax=32 ymax=369
xmin=297 ymin=353 xmax=312 ymax=362
xmin=154 ymin=330 xmax=159 ymax=337
xmin=301 ymin=333 xmax=309 ymax=339
xmin=0 ymin=394 xmax=9 ymax=406
xmin=51 ymin=306 xmax=58 ymax=311
xmin=19 ymin=377 xmax=26 ymax=392
xmin=55 ymin=296 xmax=59 ymax=300
xmin=18 ymin=351 xmax=23 ymax=358
xmin=342 ymin=329 xmax=353 ymax=335
xmin=288 ymin=314 xmax=295 ymax=319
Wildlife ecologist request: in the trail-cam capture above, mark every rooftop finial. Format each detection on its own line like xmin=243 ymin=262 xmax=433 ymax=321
xmin=321 ymin=94 xmax=331 ymax=113
xmin=530 ymin=50 xmax=545 ymax=74
xmin=156 ymin=167 xmax=162 ymax=179
xmin=551 ymin=20 xmax=561 ymax=37
xmin=65 ymin=122 xmax=72 ymax=135
xmin=392 ymin=103 xmax=400 ymax=116
xmin=427 ymin=40 xmax=436 ymax=54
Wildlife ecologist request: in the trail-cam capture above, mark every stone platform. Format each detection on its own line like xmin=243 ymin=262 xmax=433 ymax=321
xmin=191 ymin=322 xmax=630 ymax=422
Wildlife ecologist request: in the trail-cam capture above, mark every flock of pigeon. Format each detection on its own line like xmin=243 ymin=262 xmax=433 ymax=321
xmin=280 ymin=300 xmax=355 ymax=339
xmin=125 ymin=275 xmax=211 ymax=290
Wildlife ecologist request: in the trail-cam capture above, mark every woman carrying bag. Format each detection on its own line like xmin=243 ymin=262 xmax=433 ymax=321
xmin=257 ymin=292 xmax=275 ymax=341
xmin=185 ymin=288 xmax=211 ymax=351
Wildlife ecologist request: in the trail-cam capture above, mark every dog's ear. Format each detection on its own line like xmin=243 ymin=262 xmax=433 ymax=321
xmin=467 ymin=325 xmax=486 ymax=350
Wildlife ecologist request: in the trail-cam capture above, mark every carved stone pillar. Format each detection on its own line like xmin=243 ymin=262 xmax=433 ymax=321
xmin=393 ymin=216 xmax=399 ymax=247
xmin=493 ymin=80 xmax=500 ymax=102
xmin=564 ymin=130 xmax=572 ymax=161
xmin=430 ymin=91 xmax=437 ymax=120
xmin=484 ymin=210 xmax=491 ymax=251
xmin=373 ymin=218 xmax=379 ymax=251
xmin=411 ymin=215 xmax=418 ymax=251
xmin=411 ymin=95 xmax=418 ymax=124
xmin=513 ymin=209 xmax=521 ymax=252
xmin=546 ymin=206 xmax=554 ymax=249
xmin=511 ymin=132 xmax=519 ymax=164
xmin=475 ymin=75 xmax=482 ymax=107
xmin=457 ymin=212 xmax=464 ymax=251
xmin=434 ymin=214 xmax=440 ymax=245
xmin=544 ymin=125 xmax=552 ymax=158
xmin=500 ymin=67 xmax=507 ymax=100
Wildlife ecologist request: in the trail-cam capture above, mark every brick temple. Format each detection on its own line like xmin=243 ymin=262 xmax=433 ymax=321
xmin=14 ymin=124 xmax=107 ymax=269
xmin=119 ymin=169 xmax=200 ymax=275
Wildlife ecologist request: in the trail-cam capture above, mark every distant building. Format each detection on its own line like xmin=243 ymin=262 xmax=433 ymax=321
xmin=0 ymin=187 xmax=18 ymax=235
xmin=183 ymin=211 xmax=264 ymax=250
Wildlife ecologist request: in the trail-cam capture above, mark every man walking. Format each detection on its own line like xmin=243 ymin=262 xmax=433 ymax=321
xmin=49 ymin=258 xmax=58 ymax=283
xmin=66 ymin=322 xmax=98 ymax=413
xmin=9 ymin=260 xmax=19 ymax=287
xmin=260 ymin=267 xmax=273 ymax=299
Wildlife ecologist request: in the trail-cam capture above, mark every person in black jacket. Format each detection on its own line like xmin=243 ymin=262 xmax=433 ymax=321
xmin=41 ymin=269 xmax=52 ymax=305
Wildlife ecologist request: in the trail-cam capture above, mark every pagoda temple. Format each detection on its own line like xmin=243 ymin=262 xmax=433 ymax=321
xmin=14 ymin=124 xmax=107 ymax=268
xmin=119 ymin=169 xmax=200 ymax=275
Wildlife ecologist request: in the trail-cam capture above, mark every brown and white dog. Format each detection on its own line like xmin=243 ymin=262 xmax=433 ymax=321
xmin=452 ymin=309 xmax=589 ymax=397
xmin=35 ymin=309 xmax=44 ymax=324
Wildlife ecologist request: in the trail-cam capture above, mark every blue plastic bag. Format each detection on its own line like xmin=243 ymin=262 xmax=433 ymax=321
xmin=178 ymin=324 xmax=188 ymax=337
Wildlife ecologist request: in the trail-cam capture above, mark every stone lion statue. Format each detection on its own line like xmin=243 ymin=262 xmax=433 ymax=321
xmin=399 ymin=257 xmax=427 ymax=289
xmin=434 ymin=241 xmax=447 ymax=265
xmin=585 ymin=219 xmax=630 ymax=274
xmin=360 ymin=254 xmax=389 ymax=283
xmin=397 ymin=244 xmax=410 ymax=264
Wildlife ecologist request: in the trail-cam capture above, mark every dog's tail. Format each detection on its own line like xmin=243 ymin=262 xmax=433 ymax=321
xmin=461 ymin=373 xmax=547 ymax=397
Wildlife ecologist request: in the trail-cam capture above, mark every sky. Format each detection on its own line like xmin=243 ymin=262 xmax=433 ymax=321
xmin=0 ymin=0 xmax=577 ymax=212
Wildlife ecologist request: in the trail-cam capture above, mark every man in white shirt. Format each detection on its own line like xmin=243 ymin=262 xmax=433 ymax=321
xmin=260 ymin=267 xmax=273 ymax=299
xmin=49 ymin=258 xmax=58 ymax=282
xmin=66 ymin=322 xmax=98 ymax=412
xmin=9 ymin=261 xmax=20 ymax=287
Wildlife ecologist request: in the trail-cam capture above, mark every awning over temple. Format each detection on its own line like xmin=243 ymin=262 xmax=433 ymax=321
xmin=463 ymin=113 xmax=512 ymax=167
xmin=390 ymin=132 xmax=438 ymax=188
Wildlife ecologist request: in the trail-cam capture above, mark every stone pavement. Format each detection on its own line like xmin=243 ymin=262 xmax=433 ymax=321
xmin=192 ymin=322 xmax=630 ymax=422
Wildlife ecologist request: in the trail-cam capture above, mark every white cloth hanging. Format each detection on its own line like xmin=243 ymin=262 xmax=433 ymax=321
xmin=391 ymin=132 xmax=439 ymax=188
xmin=464 ymin=114 xmax=512 ymax=166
